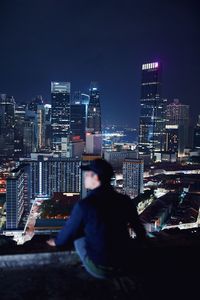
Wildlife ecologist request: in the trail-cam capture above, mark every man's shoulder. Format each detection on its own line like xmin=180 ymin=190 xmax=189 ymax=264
xmin=78 ymin=193 xmax=95 ymax=207
xmin=113 ymin=190 xmax=132 ymax=201
xmin=78 ymin=189 xmax=132 ymax=206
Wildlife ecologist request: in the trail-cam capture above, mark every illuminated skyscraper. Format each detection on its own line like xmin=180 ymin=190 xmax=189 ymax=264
xmin=70 ymin=104 xmax=86 ymax=141
xmin=0 ymin=94 xmax=15 ymax=158
xmin=123 ymin=158 xmax=144 ymax=199
xmin=87 ymin=82 xmax=101 ymax=133
xmin=20 ymin=155 xmax=81 ymax=199
xmin=6 ymin=164 xmax=31 ymax=230
xmin=193 ymin=115 xmax=200 ymax=150
xmin=166 ymin=99 xmax=189 ymax=156
xmin=51 ymin=82 xmax=71 ymax=152
xmin=138 ymin=62 xmax=165 ymax=159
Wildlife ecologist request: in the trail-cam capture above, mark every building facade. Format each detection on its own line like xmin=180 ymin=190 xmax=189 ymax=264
xmin=123 ymin=158 xmax=144 ymax=199
xmin=6 ymin=164 xmax=31 ymax=230
xmin=20 ymin=155 xmax=81 ymax=199
xmin=51 ymin=82 xmax=71 ymax=152
xmin=138 ymin=62 xmax=166 ymax=159
xmin=87 ymin=82 xmax=101 ymax=133
xmin=166 ymin=99 xmax=189 ymax=156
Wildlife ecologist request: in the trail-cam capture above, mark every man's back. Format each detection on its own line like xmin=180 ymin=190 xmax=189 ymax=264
xmin=79 ymin=184 xmax=146 ymax=266
xmin=55 ymin=184 xmax=146 ymax=268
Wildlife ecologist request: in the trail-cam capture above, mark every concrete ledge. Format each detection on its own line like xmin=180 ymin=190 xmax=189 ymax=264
xmin=0 ymin=251 xmax=80 ymax=269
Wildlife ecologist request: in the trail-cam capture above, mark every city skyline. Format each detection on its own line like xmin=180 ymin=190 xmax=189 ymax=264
xmin=0 ymin=0 xmax=199 ymax=126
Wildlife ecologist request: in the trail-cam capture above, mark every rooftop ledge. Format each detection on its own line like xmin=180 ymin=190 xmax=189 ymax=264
xmin=0 ymin=230 xmax=200 ymax=300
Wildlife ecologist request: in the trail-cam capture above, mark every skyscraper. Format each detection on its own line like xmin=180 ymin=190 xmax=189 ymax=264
xmin=51 ymin=82 xmax=71 ymax=152
xmin=23 ymin=110 xmax=37 ymax=157
xmin=80 ymin=93 xmax=90 ymax=121
xmin=104 ymin=149 xmax=138 ymax=170
xmin=86 ymin=132 xmax=102 ymax=155
xmin=70 ymin=104 xmax=86 ymax=141
xmin=165 ymin=125 xmax=179 ymax=153
xmin=87 ymin=82 xmax=101 ymax=133
xmin=14 ymin=103 xmax=27 ymax=158
xmin=123 ymin=158 xmax=144 ymax=199
xmin=44 ymin=104 xmax=52 ymax=149
xmin=138 ymin=62 xmax=165 ymax=159
xmin=6 ymin=164 xmax=31 ymax=230
xmin=193 ymin=115 xmax=200 ymax=150
xmin=166 ymin=99 xmax=189 ymax=156
xmin=0 ymin=94 xmax=15 ymax=158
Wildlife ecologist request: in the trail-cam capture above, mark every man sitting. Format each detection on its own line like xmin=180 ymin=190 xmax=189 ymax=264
xmin=47 ymin=159 xmax=147 ymax=279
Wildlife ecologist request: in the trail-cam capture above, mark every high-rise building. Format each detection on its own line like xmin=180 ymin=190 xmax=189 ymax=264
xmin=81 ymin=93 xmax=90 ymax=121
xmin=123 ymin=158 xmax=144 ymax=199
xmin=70 ymin=104 xmax=86 ymax=141
xmin=6 ymin=164 xmax=31 ymax=230
xmin=0 ymin=94 xmax=15 ymax=158
xmin=51 ymin=82 xmax=71 ymax=152
xmin=165 ymin=125 xmax=179 ymax=153
xmin=138 ymin=62 xmax=165 ymax=158
xmin=104 ymin=150 xmax=138 ymax=170
xmin=87 ymin=82 xmax=101 ymax=133
xmin=23 ymin=110 xmax=37 ymax=156
xmin=28 ymin=95 xmax=43 ymax=112
xmin=36 ymin=104 xmax=46 ymax=150
xmin=14 ymin=103 xmax=27 ymax=158
xmin=193 ymin=115 xmax=200 ymax=150
xmin=86 ymin=132 xmax=102 ymax=155
xmin=28 ymin=96 xmax=46 ymax=151
xmin=44 ymin=104 xmax=52 ymax=149
xmin=20 ymin=154 xmax=81 ymax=199
xmin=61 ymin=137 xmax=85 ymax=158
xmin=166 ymin=99 xmax=189 ymax=156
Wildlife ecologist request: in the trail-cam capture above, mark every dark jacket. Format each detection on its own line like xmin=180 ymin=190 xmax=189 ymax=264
xmin=55 ymin=184 xmax=146 ymax=266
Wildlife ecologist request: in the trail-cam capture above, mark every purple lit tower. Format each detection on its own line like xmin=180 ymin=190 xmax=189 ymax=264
xmin=138 ymin=62 xmax=166 ymax=159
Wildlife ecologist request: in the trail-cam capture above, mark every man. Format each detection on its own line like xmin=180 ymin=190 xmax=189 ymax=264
xmin=47 ymin=158 xmax=146 ymax=279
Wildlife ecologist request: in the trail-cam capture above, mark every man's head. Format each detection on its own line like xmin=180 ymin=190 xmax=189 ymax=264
xmin=80 ymin=159 xmax=114 ymax=190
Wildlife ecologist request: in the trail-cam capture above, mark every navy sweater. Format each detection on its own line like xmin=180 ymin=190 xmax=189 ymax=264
xmin=55 ymin=184 xmax=146 ymax=266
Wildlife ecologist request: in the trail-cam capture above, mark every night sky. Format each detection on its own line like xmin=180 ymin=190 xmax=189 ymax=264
xmin=0 ymin=0 xmax=200 ymax=127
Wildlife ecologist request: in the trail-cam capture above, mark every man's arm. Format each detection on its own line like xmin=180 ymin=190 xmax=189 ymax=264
xmin=126 ymin=196 xmax=147 ymax=240
xmin=54 ymin=202 xmax=84 ymax=247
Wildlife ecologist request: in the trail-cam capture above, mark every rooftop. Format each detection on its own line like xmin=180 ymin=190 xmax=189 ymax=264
xmin=0 ymin=230 xmax=200 ymax=300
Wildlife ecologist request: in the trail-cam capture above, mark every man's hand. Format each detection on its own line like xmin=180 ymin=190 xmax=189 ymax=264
xmin=46 ymin=238 xmax=56 ymax=247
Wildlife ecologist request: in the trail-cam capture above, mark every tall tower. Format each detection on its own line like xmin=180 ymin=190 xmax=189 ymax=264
xmin=70 ymin=104 xmax=86 ymax=141
xmin=87 ymin=82 xmax=101 ymax=133
xmin=166 ymin=99 xmax=189 ymax=156
xmin=123 ymin=158 xmax=144 ymax=199
xmin=193 ymin=115 xmax=200 ymax=150
xmin=28 ymin=95 xmax=46 ymax=150
xmin=6 ymin=164 xmax=31 ymax=230
xmin=138 ymin=62 xmax=165 ymax=159
xmin=51 ymin=82 xmax=71 ymax=151
xmin=0 ymin=94 xmax=15 ymax=158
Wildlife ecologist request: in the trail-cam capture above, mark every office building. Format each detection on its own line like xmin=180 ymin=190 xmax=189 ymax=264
xmin=87 ymin=82 xmax=101 ymax=133
xmin=166 ymin=99 xmax=189 ymax=156
xmin=70 ymin=104 xmax=86 ymax=141
xmin=123 ymin=158 xmax=144 ymax=199
xmin=20 ymin=154 xmax=81 ymax=199
xmin=86 ymin=132 xmax=102 ymax=155
xmin=0 ymin=94 xmax=15 ymax=158
xmin=193 ymin=115 xmax=200 ymax=150
xmin=138 ymin=62 xmax=166 ymax=158
xmin=51 ymin=82 xmax=71 ymax=152
xmin=104 ymin=150 xmax=138 ymax=170
xmin=6 ymin=164 xmax=31 ymax=230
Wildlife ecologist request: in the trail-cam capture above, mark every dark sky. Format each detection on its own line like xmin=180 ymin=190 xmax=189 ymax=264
xmin=0 ymin=0 xmax=200 ymax=127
